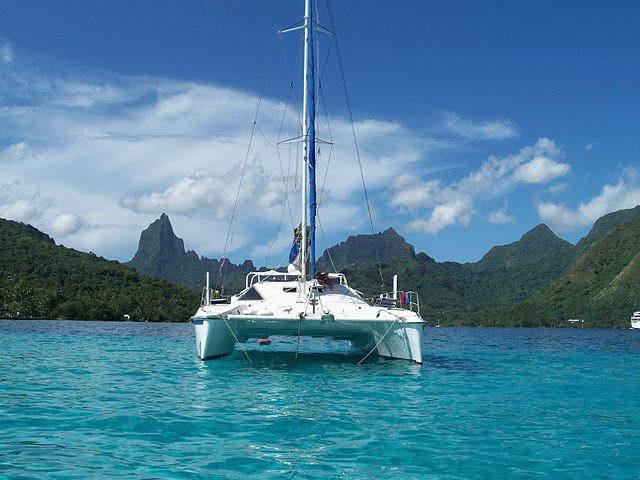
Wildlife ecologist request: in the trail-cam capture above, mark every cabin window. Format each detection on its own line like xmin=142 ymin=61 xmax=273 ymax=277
xmin=238 ymin=286 xmax=263 ymax=301
xmin=283 ymin=287 xmax=297 ymax=293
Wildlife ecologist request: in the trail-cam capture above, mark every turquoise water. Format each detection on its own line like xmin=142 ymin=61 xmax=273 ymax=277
xmin=1 ymin=320 xmax=639 ymax=479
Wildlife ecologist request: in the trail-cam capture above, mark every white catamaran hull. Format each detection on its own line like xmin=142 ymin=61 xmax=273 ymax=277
xmin=191 ymin=1 xmax=428 ymax=366
xmin=194 ymin=315 xmax=424 ymax=364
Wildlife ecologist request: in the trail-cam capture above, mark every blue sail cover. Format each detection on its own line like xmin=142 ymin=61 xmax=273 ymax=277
xmin=306 ymin=1 xmax=317 ymax=278
xmin=289 ymin=241 xmax=299 ymax=264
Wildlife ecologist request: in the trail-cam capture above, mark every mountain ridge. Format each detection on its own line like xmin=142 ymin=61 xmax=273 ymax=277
xmin=507 ymin=217 xmax=640 ymax=327
xmin=0 ymin=217 xmax=198 ymax=321
xmin=128 ymin=213 xmax=254 ymax=293
xmin=124 ymin=204 xmax=640 ymax=327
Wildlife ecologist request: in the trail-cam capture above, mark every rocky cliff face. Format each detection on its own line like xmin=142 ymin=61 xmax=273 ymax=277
xmin=130 ymin=213 xmax=184 ymax=265
xmin=128 ymin=214 xmax=254 ymax=293
xmin=126 ymin=206 xmax=640 ymax=327
xmin=316 ymin=227 xmax=415 ymax=271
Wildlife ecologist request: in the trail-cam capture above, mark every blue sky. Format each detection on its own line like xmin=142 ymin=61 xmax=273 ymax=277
xmin=1 ymin=1 xmax=639 ymax=265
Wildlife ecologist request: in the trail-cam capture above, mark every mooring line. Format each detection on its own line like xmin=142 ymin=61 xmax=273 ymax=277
xmin=223 ymin=319 xmax=253 ymax=364
xmin=356 ymin=317 xmax=399 ymax=366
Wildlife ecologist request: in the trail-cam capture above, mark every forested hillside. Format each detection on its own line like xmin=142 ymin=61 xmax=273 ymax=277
xmin=0 ymin=218 xmax=199 ymax=321
xmin=509 ymin=218 xmax=640 ymax=327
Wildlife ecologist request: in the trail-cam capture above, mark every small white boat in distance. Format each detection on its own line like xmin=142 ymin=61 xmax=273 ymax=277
xmin=631 ymin=311 xmax=640 ymax=329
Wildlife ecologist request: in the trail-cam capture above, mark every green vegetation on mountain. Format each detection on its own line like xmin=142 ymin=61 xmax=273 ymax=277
xmin=325 ymin=208 xmax=640 ymax=327
xmin=575 ymin=205 xmax=640 ymax=252
xmin=128 ymin=213 xmax=253 ymax=294
xmin=6 ymin=202 xmax=637 ymax=326
xmin=505 ymin=218 xmax=640 ymax=328
xmin=468 ymin=224 xmax=576 ymax=307
xmin=124 ymin=204 xmax=640 ymax=328
xmin=328 ymin=224 xmax=576 ymax=322
xmin=0 ymin=218 xmax=199 ymax=321
xmin=316 ymin=227 xmax=415 ymax=271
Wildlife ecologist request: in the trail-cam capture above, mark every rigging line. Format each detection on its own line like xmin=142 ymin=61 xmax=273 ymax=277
xmin=264 ymin=191 xmax=287 ymax=268
xmin=316 ymin=38 xmax=335 ymax=207
xmin=325 ymin=0 xmax=385 ymax=289
xmin=275 ymin=81 xmax=296 ymax=227
xmin=294 ymin=142 xmax=299 ymax=191
xmin=223 ymin=319 xmax=253 ymax=364
xmin=319 ymin=35 xmax=334 ymax=84
xmin=316 ymin=215 xmax=338 ymax=273
xmin=317 ymin=84 xmax=334 ymax=207
xmin=218 ymin=34 xmax=277 ymax=290
xmin=264 ymin=79 xmax=296 ymax=267
xmin=356 ymin=317 xmax=400 ymax=366
xmin=294 ymin=317 xmax=302 ymax=363
xmin=256 ymin=123 xmax=277 ymax=148
xmin=277 ymin=29 xmax=305 ymax=134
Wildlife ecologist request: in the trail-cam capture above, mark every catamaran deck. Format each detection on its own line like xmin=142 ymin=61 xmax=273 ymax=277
xmin=193 ymin=271 xmax=425 ymax=363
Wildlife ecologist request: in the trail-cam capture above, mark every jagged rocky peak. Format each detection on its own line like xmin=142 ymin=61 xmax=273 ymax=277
xmin=131 ymin=213 xmax=185 ymax=263
xmin=128 ymin=214 xmax=256 ymax=292
xmin=316 ymin=226 xmax=416 ymax=271
xmin=416 ymin=252 xmax=436 ymax=263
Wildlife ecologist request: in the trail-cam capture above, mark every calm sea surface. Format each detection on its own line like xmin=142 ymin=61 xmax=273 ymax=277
xmin=1 ymin=320 xmax=639 ymax=479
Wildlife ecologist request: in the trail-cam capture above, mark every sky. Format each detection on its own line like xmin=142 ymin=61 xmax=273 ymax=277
xmin=1 ymin=0 xmax=639 ymax=266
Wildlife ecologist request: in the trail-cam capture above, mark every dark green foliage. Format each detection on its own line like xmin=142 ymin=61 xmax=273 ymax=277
xmin=320 ymin=211 xmax=640 ymax=328
xmin=466 ymin=224 xmax=576 ymax=307
xmin=575 ymin=205 xmax=640 ymax=253
xmin=507 ymin=218 xmax=640 ymax=328
xmin=123 ymin=206 xmax=640 ymax=328
xmin=316 ymin=227 xmax=415 ymax=271
xmin=0 ymin=218 xmax=199 ymax=321
xmin=128 ymin=214 xmax=254 ymax=293
xmin=323 ymin=223 xmax=577 ymax=324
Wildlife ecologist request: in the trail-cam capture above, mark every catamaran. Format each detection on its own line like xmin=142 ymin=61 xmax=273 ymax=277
xmin=192 ymin=0 xmax=426 ymax=364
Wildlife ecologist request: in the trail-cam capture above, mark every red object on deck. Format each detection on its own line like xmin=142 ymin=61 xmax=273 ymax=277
xmin=257 ymin=338 xmax=271 ymax=345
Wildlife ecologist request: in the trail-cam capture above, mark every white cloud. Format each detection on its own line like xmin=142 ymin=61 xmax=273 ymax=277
xmin=390 ymin=175 xmax=442 ymax=210
xmin=120 ymin=167 xmax=288 ymax=219
xmin=50 ymin=213 xmax=85 ymax=236
xmin=0 ymin=43 xmax=13 ymax=64
xmin=392 ymin=138 xmax=565 ymax=233
xmin=488 ymin=208 xmax=514 ymax=224
xmin=445 ymin=113 xmax=517 ymax=140
xmin=0 ymin=183 xmax=50 ymax=223
xmin=0 ymin=46 xmax=447 ymax=261
xmin=547 ymin=183 xmax=568 ymax=193
xmin=512 ymin=156 xmax=570 ymax=184
xmin=407 ymin=196 xmax=473 ymax=233
xmin=0 ymin=142 xmax=32 ymax=163
xmin=0 ymin=197 xmax=45 ymax=222
xmin=538 ymin=178 xmax=640 ymax=230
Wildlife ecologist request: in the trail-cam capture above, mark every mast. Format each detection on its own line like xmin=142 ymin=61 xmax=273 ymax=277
xmin=301 ymin=0 xmax=316 ymax=280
